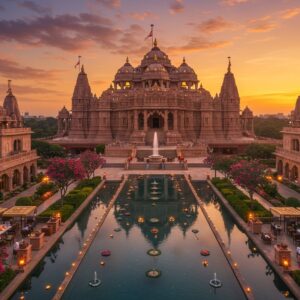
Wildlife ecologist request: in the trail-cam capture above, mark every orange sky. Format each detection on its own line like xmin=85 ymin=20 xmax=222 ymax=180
xmin=0 ymin=0 xmax=299 ymax=116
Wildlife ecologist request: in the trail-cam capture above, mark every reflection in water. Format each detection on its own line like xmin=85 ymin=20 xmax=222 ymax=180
xmin=114 ymin=175 xmax=198 ymax=247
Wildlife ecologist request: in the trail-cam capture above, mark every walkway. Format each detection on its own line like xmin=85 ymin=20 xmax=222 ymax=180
xmin=274 ymin=181 xmax=300 ymax=200
xmin=0 ymin=183 xmax=41 ymax=209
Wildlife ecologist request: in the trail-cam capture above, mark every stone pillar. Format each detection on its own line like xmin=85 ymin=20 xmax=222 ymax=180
xmin=164 ymin=177 xmax=168 ymax=199
xmin=134 ymin=110 xmax=138 ymax=130
xmin=174 ymin=110 xmax=178 ymax=130
xmin=164 ymin=111 xmax=168 ymax=131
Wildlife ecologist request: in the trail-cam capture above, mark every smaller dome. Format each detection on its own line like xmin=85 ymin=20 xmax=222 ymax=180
xmin=143 ymin=63 xmax=170 ymax=81
xmin=115 ymin=57 xmax=134 ymax=82
xmin=177 ymin=58 xmax=197 ymax=82
xmin=242 ymin=106 xmax=253 ymax=117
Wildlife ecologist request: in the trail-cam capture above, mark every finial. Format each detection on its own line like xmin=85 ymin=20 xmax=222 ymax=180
xmin=7 ymin=80 xmax=12 ymax=94
xmin=81 ymin=65 xmax=85 ymax=73
xmin=183 ymin=57 xmax=186 ymax=64
xmin=154 ymin=54 xmax=158 ymax=61
xmin=227 ymin=56 xmax=231 ymax=73
xmin=126 ymin=57 xmax=129 ymax=63
xmin=154 ymin=38 xmax=157 ymax=47
xmin=200 ymin=83 xmax=203 ymax=89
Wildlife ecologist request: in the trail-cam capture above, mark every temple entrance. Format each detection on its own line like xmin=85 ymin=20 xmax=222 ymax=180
xmin=148 ymin=112 xmax=164 ymax=129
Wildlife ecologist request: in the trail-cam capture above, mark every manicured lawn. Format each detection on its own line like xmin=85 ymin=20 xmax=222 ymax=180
xmin=211 ymin=177 xmax=272 ymax=222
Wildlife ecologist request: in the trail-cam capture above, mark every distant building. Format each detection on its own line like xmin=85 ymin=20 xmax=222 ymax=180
xmin=55 ymin=39 xmax=254 ymax=154
xmin=0 ymin=81 xmax=38 ymax=194
xmin=258 ymin=113 xmax=288 ymax=119
xmin=275 ymin=96 xmax=300 ymax=183
xmin=23 ymin=112 xmax=46 ymax=120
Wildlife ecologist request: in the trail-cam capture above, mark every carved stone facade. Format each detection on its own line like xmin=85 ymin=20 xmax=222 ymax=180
xmin=276 ymin=96 xmax=300 ymax=183
xmin=0 ymin=82 xmax=38 ymax=194
xmin=56 ymin=40 xmax=254 ymax=150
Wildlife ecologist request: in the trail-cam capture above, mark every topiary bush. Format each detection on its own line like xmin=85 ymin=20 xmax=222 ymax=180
xmin=15 ymin=196 xmax=33 ymax=206
xmin=95 ymin=144 xmax=105 ymax=154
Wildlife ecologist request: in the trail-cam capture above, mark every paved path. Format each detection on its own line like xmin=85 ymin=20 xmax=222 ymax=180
xmin=0 ymin=183 xmax=41 ymax=209
xmin=274 ymin=181 xmax=300 ymax=200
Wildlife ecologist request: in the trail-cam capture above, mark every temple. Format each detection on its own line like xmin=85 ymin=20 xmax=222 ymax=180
xmin=0 ymin=81 xmax=38 ymax=194
xmin=276 ymin=96 xmax=300 ymax=182
xmin=54 ymin=40 xmax=255 ymax=155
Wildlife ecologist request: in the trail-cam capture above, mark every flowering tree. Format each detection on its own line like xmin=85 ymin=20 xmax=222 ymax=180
xmin=47 ymin=158 xmax=85 ymax=203
xmin=204 ymin=154 xmax=236 ymax=178
xmin=230 ymin=160 xmax=266 ymax=200
xmin=80 ymin=150 xmax=105 ymax=179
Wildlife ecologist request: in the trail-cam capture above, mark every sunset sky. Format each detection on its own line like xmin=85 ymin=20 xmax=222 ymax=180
xmin=0 ymin=0 xmax=300 ymax=116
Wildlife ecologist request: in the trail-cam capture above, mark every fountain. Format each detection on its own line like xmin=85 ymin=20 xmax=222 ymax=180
xmin=89 ymin=271 xmax=101 ymax=287
xmin=147 ymin=131 xmax=165 ymax=162
xmin=209 ymin=273 xmax=222 ymax=288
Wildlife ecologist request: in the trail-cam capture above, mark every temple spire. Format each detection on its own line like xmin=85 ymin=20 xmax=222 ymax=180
xmin=183 ymin=57 xmax=186 ymax=64
xmin=7 ymin=80 xmax=12 ymax=94
xmin=126 ymin=57 xmax=129 ymax=63
xmin=227 ymin=56 xmax=231 ymax=73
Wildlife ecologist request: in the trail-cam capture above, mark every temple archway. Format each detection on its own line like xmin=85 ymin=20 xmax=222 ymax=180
xmin=30 ymin=164 xmax=36 ymax=182
xmin=23 ymin=166 xmax=29 ymax=183
xmin=138 ymin=113 xmax=144 ymax=130
xmin=0 ymin=174 xmax=9 ymax=192
xmin=148 ymin=112 xmax=164 ymax=129
xmin=168 ymin=112 xmax=174 ymax=130
xmin=13 ymin=169 xmax=21 ymax=187
xmin=291 ymin=166 xmax=298 ymax=182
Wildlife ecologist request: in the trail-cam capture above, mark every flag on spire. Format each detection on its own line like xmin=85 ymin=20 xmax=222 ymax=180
xmin=144 ymin=24 xmax=154 ymax=40
xmin=74 ymin=56 xmax=81 ymax=69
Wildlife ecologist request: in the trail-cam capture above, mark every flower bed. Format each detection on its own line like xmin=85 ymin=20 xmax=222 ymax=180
xmin=0 ymin=268 xmax=16 ymax=292
xmin=211 ymin=177 xmax=272 ymax=222
xmin=39 ymin=177 xmax=101 ymax=222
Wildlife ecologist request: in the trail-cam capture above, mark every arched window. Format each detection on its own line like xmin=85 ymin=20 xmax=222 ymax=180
xmin=292 ymin=139 xmax=300 ymax=151
xmin=13 ymin=169 xmax=21 ymax=187
xmin=0 ymin=174 xmax=9 ymax=192
xmin=291 ymin=166 xmax=299 ymax=182
xmin=23 ymin=166 xmax=29 ymax=183
xmin=13 ymin=139 xmax=22 ymax=153
xmin=168 ymin=112 xmax=174 ymax=130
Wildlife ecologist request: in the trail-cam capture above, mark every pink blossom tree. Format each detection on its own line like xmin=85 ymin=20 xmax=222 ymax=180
xmin=47 ymin=158 xmax=85 ymax=203
xmin=204 ymin=154 xmax=237 ymax=178
xmin=80 ymin=150 xmax=105 ymax=179
xmin=230 ymin=160 xmax=266 ymax=200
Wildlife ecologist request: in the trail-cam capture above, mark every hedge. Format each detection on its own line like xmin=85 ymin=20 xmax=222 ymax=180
xmin=39 ymin=177 xmax=101 ymax=222
xmin=291 ymin=270 xmax=300 ymax=286
xmin=0 ymin=268 xmax=17 ymax=292
xmin=211 ymin=177 xmax=273 ymax=222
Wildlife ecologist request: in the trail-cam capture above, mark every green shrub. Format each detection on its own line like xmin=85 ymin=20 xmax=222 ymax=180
xmin=285 ymin=197 xmax=300 ymax=208
xmin=0 ymin=268 xmax=16 ymax=292
xmin=291 ymin=270 xmax=300 ymax=286
xmin=35 ymin=182 xmax=57 ymax=197
xmin=95 ymin=144 xmax=105 ymax=154
xmin=15 ymin=196 xmax=33 ymax=206
xmin=262 ymin=182 xmax=278 ymax=198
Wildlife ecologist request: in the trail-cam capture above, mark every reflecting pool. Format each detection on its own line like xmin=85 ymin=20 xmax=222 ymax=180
xmin=62 ymin=175 xmax=245 ymax=300
xmin=193 ymin=181 xmax=295 ymax=300
xmin=10 ymin=181 xmax=120 ymax=300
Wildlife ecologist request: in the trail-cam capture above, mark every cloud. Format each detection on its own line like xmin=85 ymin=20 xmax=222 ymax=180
xmin=18 ymin=1 xmax=51 ymax=14
xmin=221 ymin=0 xmax=249 ymax=6
xmin=197 ymin=17 xmax=232 ymax=33
xmin=0 ymin=4 xmax=5 ymax=11
xmin=247 ymin=17 xmax=277 ymax=33
xmin=0 ymin=13 xmax=120 ymax=51
xmin=280 ymin=7 xmax=300 ymax=19
xmin=129 ymin=11 xmax=157 ymax=21
xmin=167 ymin=36 xmax=230 ymax=54
xmin=0 ymin=58 xmax=59 ymax=80
xmin=94 ymin=0 xmax=121 ymax=9
xmin=170 ymin=0 xmax=184 ymax=14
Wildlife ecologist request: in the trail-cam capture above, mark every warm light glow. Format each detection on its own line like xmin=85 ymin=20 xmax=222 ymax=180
xmin=233 ymin=262 xmax=238 ymax=267
xmin=42 ymin=176 xmax=50 ymax=184
xmin=283 ymin=260 xmax=289 ymax=267
xmin=65 ymin=272 xmax=70 ymax=276
xmin=18 ymin=258 xmax=26 ymax=267
xmin=169 ymin=216 xmax=175 ymax=222
xmin=277 ymin=175 xmax=283 ymax=182
xmin=138 ymin=216 xmax=145 ymax=223
xmin=246 ymin=287 xmax=251 ymax=293
xmin=248 ymin=213 xmax=253 ymax=221
xmin=72 ymin=262 xmax=76 ymax=267
xmin=45 ymin=284 xmax=52 ymax=290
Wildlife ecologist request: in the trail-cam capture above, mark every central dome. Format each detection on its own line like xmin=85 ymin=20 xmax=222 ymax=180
xmin=140 ymin=39 xmax=172 ymax=68
xmin=143 ymin=63 xmax=170 ymax=81
xmin=115 ymin=57 xmax=134 ymax=82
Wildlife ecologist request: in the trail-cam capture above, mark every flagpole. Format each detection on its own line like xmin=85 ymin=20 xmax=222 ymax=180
xmin=151 ymin=24 xmax=154 ymax=48
xmin=78 ymin=55 xmax=81 ymax=73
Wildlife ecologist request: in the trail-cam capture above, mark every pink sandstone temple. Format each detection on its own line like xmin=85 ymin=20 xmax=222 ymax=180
xmin=55 ymin=39 xmax=255 ymax=155
xmin=0 ymin=82 xmax=38 ymax=194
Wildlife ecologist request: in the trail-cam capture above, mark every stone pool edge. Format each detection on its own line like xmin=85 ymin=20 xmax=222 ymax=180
xmin=186 ymin=176 xmax=254 ymax=300
xmin=0 ymin=179 xmax=108 ymax=300
xmin=52 ymin=176 xmax=127 ymax=300
xmin=207 ymin=179 xmax=300 ymax=300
